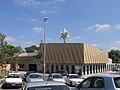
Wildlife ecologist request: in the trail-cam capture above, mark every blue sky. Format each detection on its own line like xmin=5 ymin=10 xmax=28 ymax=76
xmin=0 ymin=0 xmax=120 ymax=52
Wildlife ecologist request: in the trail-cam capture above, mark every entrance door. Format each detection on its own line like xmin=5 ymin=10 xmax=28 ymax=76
xmin=29 ymin=64 xmax=37 ymax=71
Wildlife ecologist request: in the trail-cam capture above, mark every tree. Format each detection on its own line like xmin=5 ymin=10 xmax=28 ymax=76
xmin=25 ymin=45 xmax=38 ymax=53
xmin=0 ymin=33 xmax=6 ymax=65
xmin=108 ymin=50 xmax=120 ymax=63
xmin=0 ymin=33 xmax=22 ymax=65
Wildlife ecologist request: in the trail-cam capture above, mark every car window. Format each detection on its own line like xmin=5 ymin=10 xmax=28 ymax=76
xmin=114 ymin=77 xmax=120 ymax=88
xmin=69 ymin=75 xmax=79 ymax=78
xmin=81 ymin=78 xmax=93 ymax=88
xmin=53 ymin=75 xmax=63 ymax=78
xmin=94 ymin=78 xmax=104 ymax=88
xmin=7 ymin=74 xmax=20 ymax=78
xmin=27 ymin=85 xmax=70 ymax=90
xmin=80 ymin=77 xmax=104 ymax=88
xmin=30 ymin=75 xmax=42 ymax=78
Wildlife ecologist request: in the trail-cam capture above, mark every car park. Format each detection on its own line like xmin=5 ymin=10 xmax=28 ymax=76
xmin=48 ymin=73 xmax=66 ymax=83
xmin=26 ymin=73 xmax=44 ymax=82
xmin=23 ymin=81 xmax=71 ymax=90
xmin=2 ymin=72 xmax=23 ymax=89
xmin=75 ymin=74 xmax=120 ymax=90
xmin=65 ymin=74 xmax=84 ymax=86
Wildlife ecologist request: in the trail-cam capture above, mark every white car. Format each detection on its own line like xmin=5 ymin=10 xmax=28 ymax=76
xmin=2 ymin=73 xmax=23 ymax=89
xmin=48 ymin=73 xmax=66 ymax=83
xmin=26 ymin=73 xmax=44 ymax=82
xmin=65 ymin=74 xmax=84 ymax=86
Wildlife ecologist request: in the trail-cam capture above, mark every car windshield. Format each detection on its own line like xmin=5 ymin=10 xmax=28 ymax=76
xmin=27 ymin=85 xmax=70 ymax=90
xmin=53 ymin=75 xmax=63 ymax=78
xmin=30 ymin=75 xmax=42 ymax=78
xmin=114 ymin=77 xmax=120 ymax=88
xmin=7 ymin=74 xmax=20 ymax=78
xmin=69 ymin=75 xmax=79 ymax=78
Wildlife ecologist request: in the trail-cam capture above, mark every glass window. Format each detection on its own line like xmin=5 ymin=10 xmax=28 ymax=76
xmin=114 ymin=77 xmax=120 ymax=88
xmin=80 ymin=77 xmax=104 ymax=88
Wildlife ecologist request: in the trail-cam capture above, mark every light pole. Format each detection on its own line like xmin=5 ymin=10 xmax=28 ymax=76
xmin=43 ymin=17 xmax=48 ymax=79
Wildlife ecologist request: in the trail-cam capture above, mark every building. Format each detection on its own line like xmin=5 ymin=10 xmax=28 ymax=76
xmin=12 ymin=52 xmax=43 ymax=72
xmin=40 ymin=43 xmax=110 ymax=76
xmin=15 ymin=43 xmax=112 ymax=76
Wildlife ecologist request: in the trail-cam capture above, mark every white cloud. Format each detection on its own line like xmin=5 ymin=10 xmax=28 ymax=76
xmin=41 ymin=10 xmax=56 ymax=15
xmin=109 ymin=47 xmax=119 ymax=50
xmin=108 ymin=40 xmax=120 ymax=51
xmin=114 ymin=24 xmax=120 ymax=31
xmin=87 ymin=24 xmax=111 ymax=32
xmin=46 ymin=38 xmax=53 ymax=41
xmin=19 ymin=36 xmax=25 ymax=38
xmin=24 ymin=41 xmax=34 ymax=45
xmin=92 ymin=44 xmax=99 ymax=47
xmin=5 ymin=36 xmax=16 ymax=43
xmin=32 ymin=27 xmax=43 ymax=33
xmin=67 ymin=36 xmax=82 ymax=43
xmin=14 ymin=0 xmax=66 ymax=7
xmin=73 ymin=36 xmax=80 ymax=39
xmin=14 ymin=0 xmax=42 ymax=7
xmin=113 ymin=40 xmax=120 ymax=45
xmin=87 ymin=24 xmax=120 ymax=32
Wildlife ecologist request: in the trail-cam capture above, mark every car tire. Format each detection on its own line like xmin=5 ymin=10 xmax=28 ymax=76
xmin=1 ymin=84 xmax=6 ymax=89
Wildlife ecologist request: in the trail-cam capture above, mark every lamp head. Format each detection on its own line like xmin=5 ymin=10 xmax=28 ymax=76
xmin=43 ymin=17 xmax=48 ymax=21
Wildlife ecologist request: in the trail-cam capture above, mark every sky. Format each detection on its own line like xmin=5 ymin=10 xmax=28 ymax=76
xmin=0 ymin=0 xmax=120 ymax=52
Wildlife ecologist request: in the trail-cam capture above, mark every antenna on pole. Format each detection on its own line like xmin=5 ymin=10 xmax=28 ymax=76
xmin=60 ymin=28 xmax=70 ymax=43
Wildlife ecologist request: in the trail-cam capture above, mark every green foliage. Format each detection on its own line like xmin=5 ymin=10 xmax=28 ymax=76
xmin=0 ymin=33 xmax=22 ymax=65
xmin=25 ymin=45 xmax=38 ymax=53
xmin=108 ymin=50 xmax=120 ymax=63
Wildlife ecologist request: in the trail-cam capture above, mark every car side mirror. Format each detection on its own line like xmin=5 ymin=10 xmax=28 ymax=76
xmin=76 ymin=83 xmax=82 ymax=89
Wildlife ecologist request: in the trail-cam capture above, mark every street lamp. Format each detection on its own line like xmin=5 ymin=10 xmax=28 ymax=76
xmin=43 ymin=17 xmax=48 ymax=79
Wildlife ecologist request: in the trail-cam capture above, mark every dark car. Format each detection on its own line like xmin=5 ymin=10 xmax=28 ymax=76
xmin=58 ymin=70 xmax=68 ymax=77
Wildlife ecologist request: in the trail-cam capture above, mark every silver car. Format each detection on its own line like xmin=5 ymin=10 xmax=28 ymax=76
xmin=26 ymin=73 xmax=44 ymax=82
xmin=65 ymin=74 xmax=84 ymax=86
xmin=75 ymin=74 xmax=120 ymax=90
xmin=23 ymin=81 xmax=71 ymax=90
xmin=48 ymin=73 xmax=66 ymax=83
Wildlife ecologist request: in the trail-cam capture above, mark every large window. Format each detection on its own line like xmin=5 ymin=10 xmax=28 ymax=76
xmin=18 ymin=64 xmax=24 ymax=68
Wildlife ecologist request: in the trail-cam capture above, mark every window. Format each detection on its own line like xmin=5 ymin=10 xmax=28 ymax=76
xmin=114 ymin=77 xmax=120 ymax=88
xmin=19 ymin=64 xmax=24 ymax=68
xmin=80 ymin=77 xmax=104 ymax=88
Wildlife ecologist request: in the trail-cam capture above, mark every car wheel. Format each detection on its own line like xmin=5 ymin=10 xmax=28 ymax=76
xmin=1 ymin=84 xmax=6 ymax=89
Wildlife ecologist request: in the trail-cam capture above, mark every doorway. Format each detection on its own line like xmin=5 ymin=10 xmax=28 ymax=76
xmin=29 ymin=64 xmax=37 ymax=71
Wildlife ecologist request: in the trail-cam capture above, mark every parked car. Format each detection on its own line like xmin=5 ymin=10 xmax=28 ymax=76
xmin=58 ymin=70 xmax=68 ymax=77
xmin=75 ymin=74 xmax=120 ymax=90
xmin=65 ymin=74 xmax=84 ymax=86
xmin=48 ymin=73 xmax=66 ymax=83
xmin=2 ymin=73 xmax=23 ymax=89
xmin=26 ymin=73 xmax=44 ymax=82
xmin=23 ymin=71 xmax=36 ymax=82
xmin=23 ymin=81 xmax=71 ymax=90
